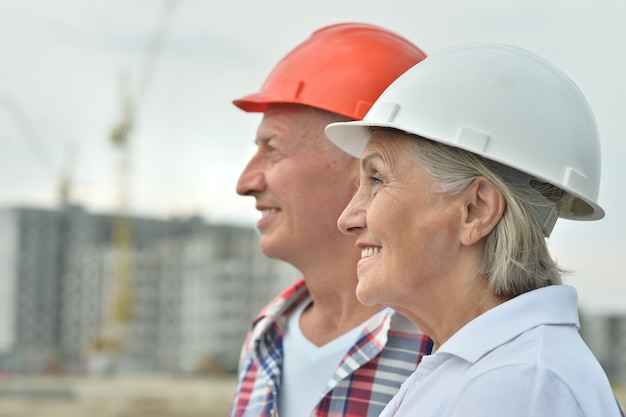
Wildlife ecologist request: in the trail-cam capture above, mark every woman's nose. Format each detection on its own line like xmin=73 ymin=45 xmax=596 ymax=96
xmin=337 ymin=190 xmax=366 ymax=236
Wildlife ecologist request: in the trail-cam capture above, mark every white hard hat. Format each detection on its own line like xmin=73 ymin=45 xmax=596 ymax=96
xmin=325 ymin=43 xmax=604 ymax=222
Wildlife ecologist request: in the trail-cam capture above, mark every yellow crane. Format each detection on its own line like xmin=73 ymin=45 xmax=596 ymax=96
xmin=94 ymin=0 xmax=178 ymax=362
xmin=99 ymin=71 xmax=134 ymax=353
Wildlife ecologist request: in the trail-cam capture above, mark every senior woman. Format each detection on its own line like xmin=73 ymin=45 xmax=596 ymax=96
xmin=325 ymin=44 xmax=622 ymax=416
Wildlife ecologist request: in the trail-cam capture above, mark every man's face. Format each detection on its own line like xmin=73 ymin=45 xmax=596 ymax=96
xmin=236 ymin=104 xmax=358 ymax=266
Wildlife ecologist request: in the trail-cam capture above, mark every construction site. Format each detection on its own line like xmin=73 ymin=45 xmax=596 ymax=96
xmin=2 ymin=3 xmax=626 ymax=417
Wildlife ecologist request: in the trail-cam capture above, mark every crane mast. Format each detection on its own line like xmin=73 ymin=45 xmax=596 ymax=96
xmin=100 ymin=71 xmax=134 ymax=354
xmin=91 ymin=1 xmax=178 ymax=369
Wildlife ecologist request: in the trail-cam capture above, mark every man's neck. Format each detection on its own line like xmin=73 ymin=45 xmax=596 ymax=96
xmin=298 ymin=271 xmax=381 ymax=347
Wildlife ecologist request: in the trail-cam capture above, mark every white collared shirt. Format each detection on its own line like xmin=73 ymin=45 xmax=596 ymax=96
xmin=381 ymin=285 xmax=621 ymax=417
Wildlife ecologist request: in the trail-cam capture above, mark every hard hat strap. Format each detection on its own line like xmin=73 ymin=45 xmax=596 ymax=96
xmin=488 ymin=163 xmax=559 ymax=237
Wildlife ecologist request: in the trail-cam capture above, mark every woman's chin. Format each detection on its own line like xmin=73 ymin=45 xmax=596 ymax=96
xmin=356 ymin=285 xmax=380 ymax=307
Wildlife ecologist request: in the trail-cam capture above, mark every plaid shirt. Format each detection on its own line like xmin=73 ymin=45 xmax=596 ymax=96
xmin=230 ymin=278 xmax=433 ymax=417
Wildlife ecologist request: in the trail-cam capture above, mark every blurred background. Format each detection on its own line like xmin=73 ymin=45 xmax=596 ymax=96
xmin=0 ymin=0 xmax=624 ymax=415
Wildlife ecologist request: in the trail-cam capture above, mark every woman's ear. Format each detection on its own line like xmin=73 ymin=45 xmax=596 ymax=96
xmin=459 ymin=177 xmax=506 ymax=246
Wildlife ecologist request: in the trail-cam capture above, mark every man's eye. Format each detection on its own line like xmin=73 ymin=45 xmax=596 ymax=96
xmin=264 ymin=143 xmax=281 ymax=159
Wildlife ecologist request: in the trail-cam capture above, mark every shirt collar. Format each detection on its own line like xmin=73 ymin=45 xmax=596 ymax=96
xmin=247 ymin=278 xmax=309 ymax=348
xmin=248 ymin=277 xmax=397 ymax=363
xmin=438 ymin=285 xmax=580 ymax=363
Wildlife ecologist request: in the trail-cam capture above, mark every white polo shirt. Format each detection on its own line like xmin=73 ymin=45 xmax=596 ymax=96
xmin=380 ymin=285 xmax=621 ymax=417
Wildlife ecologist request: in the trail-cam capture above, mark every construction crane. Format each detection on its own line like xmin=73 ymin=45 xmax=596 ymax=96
xmin=98 ymin=71 xmax=134 ymax=354
xmin=1 ymin=93 xmax=75 ymax=207
xmin=94 ymin=0 xmax=178 ymax=364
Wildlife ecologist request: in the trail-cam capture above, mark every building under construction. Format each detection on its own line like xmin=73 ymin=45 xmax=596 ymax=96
xmin=0 ymin=204 xmax=299 ymax=375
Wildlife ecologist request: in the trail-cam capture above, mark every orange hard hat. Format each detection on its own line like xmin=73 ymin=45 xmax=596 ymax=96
xmin=233 ymin=22 xmax=427 ymax=120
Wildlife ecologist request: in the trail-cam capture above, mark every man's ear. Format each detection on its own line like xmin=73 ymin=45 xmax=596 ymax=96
xmin=459 ymin=177 xmax=506 ymax=246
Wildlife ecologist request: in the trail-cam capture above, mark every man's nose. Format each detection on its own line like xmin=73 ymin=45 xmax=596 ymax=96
xmin=236 ymin=154 xmax=266 ymax=196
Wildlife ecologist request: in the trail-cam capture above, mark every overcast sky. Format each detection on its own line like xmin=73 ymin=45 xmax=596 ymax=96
xmin=0 ymin=0 xmax=624 ymax=312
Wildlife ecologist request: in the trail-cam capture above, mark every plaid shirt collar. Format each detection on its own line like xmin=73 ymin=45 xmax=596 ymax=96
xmin=247 ymin=278 xmax=310 ymax=350
xmin=247 ymin=278 xmax=394 ymax=370
xmin=232 ymin=278 xmax=433 ymax=417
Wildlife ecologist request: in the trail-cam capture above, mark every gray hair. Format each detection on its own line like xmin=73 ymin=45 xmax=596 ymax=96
xmin=399 ymin=130 xmax=568 ymax=298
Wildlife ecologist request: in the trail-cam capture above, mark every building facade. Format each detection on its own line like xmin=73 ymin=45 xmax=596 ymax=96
xmin=0 ymin=205 xmax=298 ymax=374
xmin=580 ymin=312 xmax=626 ymax=386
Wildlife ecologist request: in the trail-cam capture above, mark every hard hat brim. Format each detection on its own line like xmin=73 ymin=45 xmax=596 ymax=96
xmin=232 ymin=91 xmax=285 ymax=113
xmin=325 ymin=120 xmax=606 ymax=222
xmin=326 ymin=120 xmax=396 ymax=158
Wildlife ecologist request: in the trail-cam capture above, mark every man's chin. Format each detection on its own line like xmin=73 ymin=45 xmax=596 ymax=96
xmin=258 ymin=236 xmax=286 ymax=260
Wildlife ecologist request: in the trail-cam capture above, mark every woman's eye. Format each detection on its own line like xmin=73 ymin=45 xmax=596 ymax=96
xmin=365 ymin=173 xmax=384 ymax=197
xmin=370 ymin=173 xmax=383 ymax=185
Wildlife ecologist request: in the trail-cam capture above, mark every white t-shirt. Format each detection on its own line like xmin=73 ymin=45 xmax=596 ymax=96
xmin=380 ymin=285 xmax=621 ymax=417
xmin=278 ymin=298 xmax=365 ymax=417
